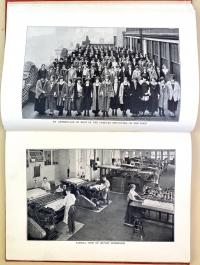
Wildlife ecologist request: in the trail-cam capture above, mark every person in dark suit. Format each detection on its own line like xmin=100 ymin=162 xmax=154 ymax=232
xmin=110 ymin=76 xmax=120 ymax=116
xmin=37 ymin=64 xmax=47 ymax=80
xmin=127 ymin=64 xmax=134 ymax=83
xmin=148 ymin=77 xmax=159 ymax=116
xmin=130 ymin=77 xmax=141 ymax=116
xmin=74 ymin=77 xmax=84 ymax=116
xmin=83 ymin=78 xmax=92 ymax=117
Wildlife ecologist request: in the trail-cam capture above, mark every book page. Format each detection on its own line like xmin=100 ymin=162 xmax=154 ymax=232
xmin=1 ymin=2 xmax=199 ymax=132
xmin=6 ymin=131 xmax=191 ymax=263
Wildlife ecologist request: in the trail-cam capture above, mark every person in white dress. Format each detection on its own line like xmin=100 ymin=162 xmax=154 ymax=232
xmin=63 ymin=187 xmax=76 ymax=234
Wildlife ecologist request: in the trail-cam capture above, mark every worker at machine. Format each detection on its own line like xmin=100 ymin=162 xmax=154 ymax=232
xmin=80 ymin=172 xmax=85 ymax=179
xmin=154 ymin=167 xmax=160 ymax=187
xmin=63 ymin=187 xmax=76 ymax=234
xmin=124 ymin=184 xmax=143 ymax=223
xmin=41 ymin=177 xmax=51 ymax=191
xmin=101 ymin=176 xmax=110 ymax=205
xmin=62 ymin=184 xmax=67 ymax=197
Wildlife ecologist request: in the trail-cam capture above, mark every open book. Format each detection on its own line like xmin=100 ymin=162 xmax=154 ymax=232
xmin=1 ymin=1 xmax=199 ymax=264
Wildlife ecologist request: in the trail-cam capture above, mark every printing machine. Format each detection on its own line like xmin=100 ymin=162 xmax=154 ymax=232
xmin=27 ymin=188 xmax=65 ymax=240
xmin=60 ymin=178 xmax=106 ymax=210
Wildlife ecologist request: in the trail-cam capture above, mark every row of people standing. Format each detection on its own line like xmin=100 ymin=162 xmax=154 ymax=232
xmin=35 ymin=72 xmax=180 ymax=118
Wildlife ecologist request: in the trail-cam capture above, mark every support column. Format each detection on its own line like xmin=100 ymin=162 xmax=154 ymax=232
xmin=166 ymin=42 xmax=171 ymax=72
xmin=150 ymin=40 xmax=153 ymax=60
xmin=143 ymin=39 xmax=147 ymax=56
xmin=158 ymin=41 xmax=161 ymax=67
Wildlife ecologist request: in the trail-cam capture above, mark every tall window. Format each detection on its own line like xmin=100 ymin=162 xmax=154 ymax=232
xmin=161 ymin=42 xmax=167 ymax=59
xmin=53 ymin=150 xmax=59 ymax=165
xmin=153 ymin=41 xmax=158 ymax=55
xmin=124 ymin=151 xmax=129 ymax=158
xmin=170 ymin=43 xmax=179 ymax=63
xmin=151 ymin=151 xmax=156 ymax=159
xmin=163 ymin=151 xmax=168 ymax=160
xmin=157 ymin=151 xmax=162 ymax=159
xmin=44 ymin=151 xmax=51 ymax=165
xmin=169 ymin=151 xmax=175 ymax=162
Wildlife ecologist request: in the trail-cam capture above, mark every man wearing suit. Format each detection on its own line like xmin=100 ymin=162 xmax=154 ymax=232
xmin=127 ymin=64 xmax=134 ymax=83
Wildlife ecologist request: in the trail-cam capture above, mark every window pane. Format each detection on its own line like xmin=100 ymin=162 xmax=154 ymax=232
xmin=53 ymin=151 xmax=59 ymax=165
xmin=29 ymin=150 xmax=43 ymax=162
xmin=44 ymin=151 xmax=51 ymax=165
xmin=157 ymin=151 xmax=161 ymax=159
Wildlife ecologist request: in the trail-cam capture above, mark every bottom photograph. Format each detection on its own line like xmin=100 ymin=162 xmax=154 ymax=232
xmin=26 ymin=149 xmax=175 ymax=242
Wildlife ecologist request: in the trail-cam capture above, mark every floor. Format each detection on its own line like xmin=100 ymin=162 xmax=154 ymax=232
xmin=56 ymin=165 xmax=175 ymax=242
xmin=22 ymin=102 xmax=180 ymax=122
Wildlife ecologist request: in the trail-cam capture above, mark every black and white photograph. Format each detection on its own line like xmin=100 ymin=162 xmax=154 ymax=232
xmin=22 ymin=27 xmax=180 ymax=121
xmin=27 ymin=149 xmax=175 ymax=242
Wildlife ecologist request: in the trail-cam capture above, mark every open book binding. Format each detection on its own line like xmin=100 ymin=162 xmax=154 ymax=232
xmin=2 ymin=1 xmax=198 ymax=264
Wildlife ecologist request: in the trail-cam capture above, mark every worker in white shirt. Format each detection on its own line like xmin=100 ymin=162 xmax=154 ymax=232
xmin=41 ymin=177 xmax=51 ymax=191
xmin=101 ymin=176 xmax=110 ymax=205
xmin=63 ymin=187 xmax=76 ymax=234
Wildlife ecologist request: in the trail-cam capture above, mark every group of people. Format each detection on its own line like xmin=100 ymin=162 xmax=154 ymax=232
xmin=34 ymin=44 xmax=181 ymax=118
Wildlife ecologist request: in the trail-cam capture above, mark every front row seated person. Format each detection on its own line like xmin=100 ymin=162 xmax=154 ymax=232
xmin=124 ymin=184 xmax=143 ymax=223
xmin=41 ymin=177 xmax=51 ymax=191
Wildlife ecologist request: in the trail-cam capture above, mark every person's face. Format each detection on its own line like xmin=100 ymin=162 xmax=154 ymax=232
xmin=105 ymin=78 xmax=109 ymax=82
xmin=43 ymin=178 xmax=47 ymax=183
xmin=160 ymin=80 xmax=165 ymax=85
xmin=41 ymin=78 xmax=45 ymax=83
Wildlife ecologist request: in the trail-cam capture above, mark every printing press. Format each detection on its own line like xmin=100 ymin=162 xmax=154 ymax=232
xmin=99 ymin=163 xmax=156 ymax=193
xmin=60 ymin=178 xmax=106 ymax=210
xmin=27 ymin=188 xmax=65 ymax=240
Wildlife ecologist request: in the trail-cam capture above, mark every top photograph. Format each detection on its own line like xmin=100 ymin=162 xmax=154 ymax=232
xmin=22 ymin=27 xmax=180 ymax=121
